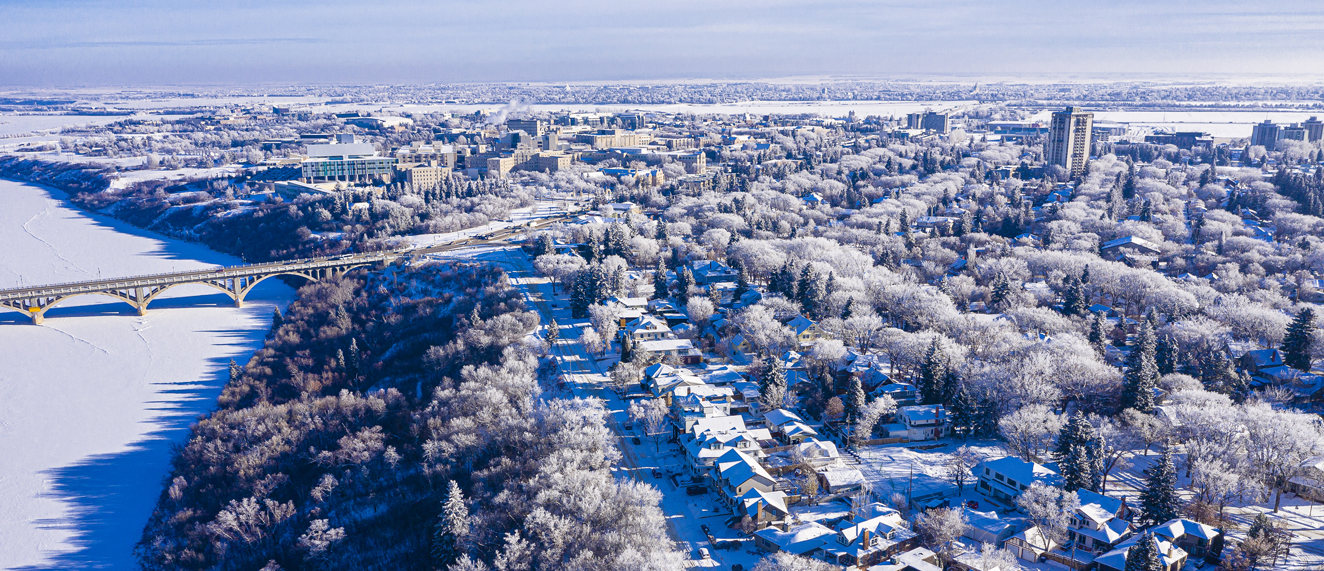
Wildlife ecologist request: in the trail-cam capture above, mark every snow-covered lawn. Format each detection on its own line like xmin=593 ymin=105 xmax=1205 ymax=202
xmin=0 ymin=179 xmax=291 ymax=569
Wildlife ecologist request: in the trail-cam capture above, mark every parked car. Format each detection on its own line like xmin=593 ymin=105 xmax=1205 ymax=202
xmin=698 ymin=548 xmax=710 ymax=559
xmin=700 ymin=524 xmax=710 ymax=535
xmin=686 ymin=485 xmax=707 ymax=496
xmin=651 ymin=468 xmax=663 ymax=478
xmin=716 ymin=540 xmax=740 ymax=550
xmin=632 ymin=437 xmax=641 ymax=445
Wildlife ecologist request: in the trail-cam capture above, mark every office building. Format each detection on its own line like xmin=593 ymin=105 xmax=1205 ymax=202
xmin=676 ymin=152 xmax=707 ymax=174
xmin=506 ymin=118 xmax=546 ymax=137
xmin=300 ymin=135 xmax=397 ymax=183
xmin=1144 ymin=131 xmax=1214 ymax=150
xmin=906 ymin=111 xmax=950 ymax=134
xmin=1047 ymin=107 xmax=1093 ymax=177
xmin=1251 ymin=120 xmax=1279 ymax=149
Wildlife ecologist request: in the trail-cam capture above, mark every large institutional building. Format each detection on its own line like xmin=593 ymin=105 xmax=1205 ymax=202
xmin=1046 ymin=107 xmax=1093 ymax=177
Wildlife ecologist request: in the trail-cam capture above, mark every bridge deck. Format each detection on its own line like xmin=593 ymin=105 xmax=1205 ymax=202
xmin=0 ymin=252 xmax=400 ymax=302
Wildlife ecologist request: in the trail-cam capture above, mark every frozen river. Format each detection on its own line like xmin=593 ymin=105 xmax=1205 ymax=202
xmin=0 ymin=179 xmax=292 ymax=569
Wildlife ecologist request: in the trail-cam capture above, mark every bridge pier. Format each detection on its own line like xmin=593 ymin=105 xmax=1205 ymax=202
xmin=234 ymin=298 xmax=245 ymax=309
xmin=31 ymin=311 xmax=44 ymax=325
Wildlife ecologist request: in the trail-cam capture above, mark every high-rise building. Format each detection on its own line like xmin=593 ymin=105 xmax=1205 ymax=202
xmin=906 ymin=111 xmax=950 ymax=134
xmin=1304 ymin=117 xmax=1324 ymax=142
xmin=1250 ymin=120 xmax=1280 ymax=149
xmin=1047 ymin=107 xmax=1093 ymax=176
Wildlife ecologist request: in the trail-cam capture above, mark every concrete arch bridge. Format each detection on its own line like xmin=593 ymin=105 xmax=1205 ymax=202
xmin=0 ymin=252 xmax=401 ymax=324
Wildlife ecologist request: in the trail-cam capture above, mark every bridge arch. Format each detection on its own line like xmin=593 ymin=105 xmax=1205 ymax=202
xmin=8 ymin=290 xmax=146 ymax=322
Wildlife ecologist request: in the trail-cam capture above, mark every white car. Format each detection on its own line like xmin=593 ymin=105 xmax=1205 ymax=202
xmin=698 ymin=548 xmax=710 ymax=559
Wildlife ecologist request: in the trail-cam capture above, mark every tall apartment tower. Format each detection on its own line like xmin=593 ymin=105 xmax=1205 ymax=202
xmin=1304 ymin=117 xmax=1324 ymax=142
xmin=1250 ymin=120 xmax=1279 ymax=150
xmin=1047 ymin=107 xmax=1094 ymax=177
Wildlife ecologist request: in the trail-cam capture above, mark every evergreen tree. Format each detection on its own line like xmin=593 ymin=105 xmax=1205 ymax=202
xmin=840 ymin=297 xmax=855 ymax=320
xmin=733 ymin=266 xmax=750 ymax=301
xmin=1138 ymin=448 xmax=1180 ymax=526
xmin=1283 ymin=308 xmax=1316 ymax=371
xmin=949 ymin=384 xmax=978 ymax=439
xmin=267 ymin=307 xmax=283 ymax=339
xmin=1054 ymin=412 xmax=1104 ymax=492
xmin=571 ymin=272 xmax=591 ymax=318
xmin=547 ymin=319 xmax=560 ymax=344
xmin=1122 ymin=160 xmax=1138 ymax=200
xmin=918 ymin=339 xmax=950 ymax=405
xmin=676 ymin=267 xmax=695 ymax=307
xmin=228 ymin=359 xmax=242 ymax=384
xmin=432 ymin=480 xmax=469 ymax=568
xmin=844 ymin=376 xmax=866 ymax=425
xmin=1089 ymin=311 xmax=1109 ymax=355
xmin=1062 ymin=276 xmax=1088 ymax=316
xmin=346 ymin=338 xmax=361 ymax=379
xmin=759 ymin=356 xmax=788 ymax=408
xmin=653 ymin=262 xmax=669 ymax=300
xmin=1122 ymin=322 xmax=1160 ymax=413
xmin=1123 ymin=532 xmax=1163 ymax=571
xmin=1155 ymin=334 xmax=1177 ymax=376
xmin=534 ymin=233 xmax=555 ymax=257
xmin=619 ymin=335 xmax=633 ymax=363
xmin=988 ymin=273 xmax=1013 ymax=313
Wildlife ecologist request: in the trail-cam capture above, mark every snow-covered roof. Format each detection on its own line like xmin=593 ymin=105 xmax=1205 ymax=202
xmin=1152 ymin=518 xmax=1220 ymax=542
xmin=822 ymin=467 xmax=866 ymax=488
xmin=754 ymin=521 xmax=834 ymax=554
xmin=1101 ymin=235 xmax=1161 ymax=253
xmin=763 ymin=408 xmax=805 ymax=427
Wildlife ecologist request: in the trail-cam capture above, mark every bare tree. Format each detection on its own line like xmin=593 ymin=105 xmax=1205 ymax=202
xmin=628 ymin=398 xmax=669 ymax=451
xmin=998 ymin=404 xmax=1061 ymax=463
xmin=915 ymin=507 xmax=968 ymax=567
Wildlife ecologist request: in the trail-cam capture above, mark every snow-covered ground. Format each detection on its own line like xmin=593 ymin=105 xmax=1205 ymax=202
xmin=0 ymin=179 xmax=292 ymax=570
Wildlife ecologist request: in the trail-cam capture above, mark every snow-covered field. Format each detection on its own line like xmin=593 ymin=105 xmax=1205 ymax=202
xmin=0 ymin=179 xmax=292 ymax=570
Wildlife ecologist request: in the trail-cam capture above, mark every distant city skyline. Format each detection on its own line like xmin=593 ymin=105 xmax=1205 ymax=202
xmin=3 ymin=0 xmax=1324 ymax=86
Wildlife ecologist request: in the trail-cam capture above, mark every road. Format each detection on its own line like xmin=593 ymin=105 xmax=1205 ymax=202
xmin=428 ymin=244 xmax=740 ymax=565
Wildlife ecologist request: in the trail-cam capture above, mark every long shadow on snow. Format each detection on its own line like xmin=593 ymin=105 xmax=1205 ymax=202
xmin=13 ymin=281 xmax=287 ymax=571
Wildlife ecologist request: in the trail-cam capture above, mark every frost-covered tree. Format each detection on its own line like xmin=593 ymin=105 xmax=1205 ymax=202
xmin=628 ymin=398 xmax=669 ymax=450
xmin=1123 ymin=532 xmax=1162 ymax=571
xmin=433 ymin=480 xmax=469 ymax=567
xmin=1138 ymin=447 xmax=1180 ymax=526
xmin=1122 ymin=322 xmax=1159 ymax=413
xmin=759 ymin=356 xmax=788 ymax=410
xmin=999 ymin=404 xmax=1061 ymax=463
xmin=1282 ymin=307 xmax=1316 ymax=371
xmin=1054 ymin=411 xmax=1104 ymax=493
xmin=915 ymin=507 xmax=968 ymax=567
xmin=1016 ymin=483 xmax=1077 ymax=554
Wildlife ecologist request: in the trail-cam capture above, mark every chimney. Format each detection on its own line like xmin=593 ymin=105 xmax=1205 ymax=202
xmin=862 ymin=528 xmax=871 ymax=548
xmin=756 ymin=501 xmax=764 ymax=523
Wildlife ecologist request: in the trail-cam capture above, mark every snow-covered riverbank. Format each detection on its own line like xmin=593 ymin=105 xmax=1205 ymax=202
xmin=0 ymin=179 xmax=293 ymax=570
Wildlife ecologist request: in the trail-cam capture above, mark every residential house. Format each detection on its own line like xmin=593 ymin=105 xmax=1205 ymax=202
xmin=622 ymin=315 xmax=675 ymax=343
xmin=975 ymin=457 xmax=1062 ymax=503
xmin=962 ymin=507 xmax=1018 ymax=547
xmin=738 ymin=489 xmax=791 ymax=528
xmin=1006 ymin=525 xmax=1061 ymax=563
xmin=637 ymin=338 xmax=702 ymax=365
xmin=1150 ymin=519 xmax=1222 ymax=563
xmin=1100 ymin=236 xmax=1162 ymax=260
xmin=819 ymin=467 xmax=867 ymax=495
xmin=1095 ymin=534 xmax=1187 ymax=571
xmin=754 ymin=521 xmax=836 ymax=556
xmin=787 ymin=315 xmax=827 ymax=348
xmin=819 ymin=504 xmax=921 ymax=568
xmin=890 ymin=405 xmax=948 ymax=441
xmin=713 ymin=449 xmax=778 ymax=506
xmin=691 ymin=260 xmax=739 ymax=285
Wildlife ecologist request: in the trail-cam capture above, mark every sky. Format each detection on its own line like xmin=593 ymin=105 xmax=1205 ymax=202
xmin=2 ymin=0 xmax=1324 ymax=86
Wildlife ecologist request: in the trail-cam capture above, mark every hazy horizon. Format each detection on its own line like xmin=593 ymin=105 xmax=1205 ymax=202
xmin=4 ymin=1 xmax=1324 ymax=87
